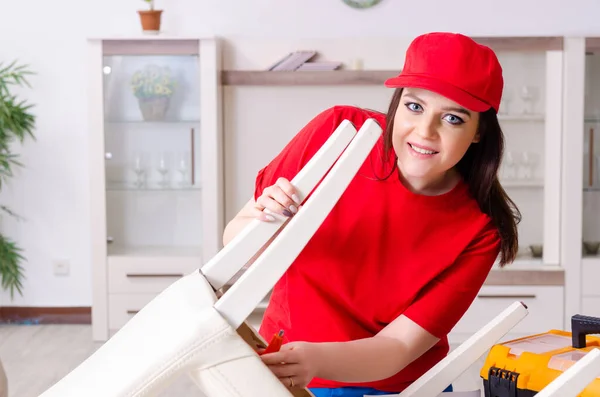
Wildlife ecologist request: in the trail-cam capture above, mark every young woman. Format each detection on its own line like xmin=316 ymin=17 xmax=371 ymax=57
xmin=223 ymin=32 xmax=521 ymax=397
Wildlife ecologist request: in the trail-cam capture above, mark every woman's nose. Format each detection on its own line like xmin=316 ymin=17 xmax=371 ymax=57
xmin=415 ymin=118 xmax=438 ymax=139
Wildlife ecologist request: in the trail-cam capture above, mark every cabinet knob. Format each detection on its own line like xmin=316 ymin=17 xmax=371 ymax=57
xmin=105 ymin=152 xmax=112 ymax=159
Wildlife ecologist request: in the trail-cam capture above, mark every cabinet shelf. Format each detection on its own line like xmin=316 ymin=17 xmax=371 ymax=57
xmin=104 ymin=120 xmax=201 ymax=125
xmin=106 ymin=182 xmax=202 ymax=191
xmin=501 ymin=179 xmax=544 ymax=188
xmin=498 ymin=114 xmax=544 ymax=122
xmin=107 ymin=244 xmax=203 ymax=258
xmin=221 ymin=70 xmax=398 ymax=86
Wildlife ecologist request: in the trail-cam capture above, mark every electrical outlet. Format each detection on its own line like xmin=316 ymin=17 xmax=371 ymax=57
xmin=53 ymin=260 xmax=70 ymax=276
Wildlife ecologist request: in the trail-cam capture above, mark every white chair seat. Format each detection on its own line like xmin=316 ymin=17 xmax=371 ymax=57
xmin=41 ymin=270 xmax=295 ymax=397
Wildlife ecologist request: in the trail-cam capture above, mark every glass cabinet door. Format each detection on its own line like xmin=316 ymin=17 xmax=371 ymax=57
xmin=578 ymin=37 xmax=600 ymax=325
xmin=582 ymin=43 xmax=600 ymax=258
xmin=489 ymin=38 xmax=563 ymax=267
xmin=101 ymin=41 xmax=203 ymax=258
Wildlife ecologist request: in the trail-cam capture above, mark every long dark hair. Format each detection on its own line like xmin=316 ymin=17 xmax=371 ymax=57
xmin=381 ymin=88 xmax=521 ymax=267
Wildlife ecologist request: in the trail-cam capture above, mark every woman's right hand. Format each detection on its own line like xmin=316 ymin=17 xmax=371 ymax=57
xmin=255 ymin=177 xmax=302 ymax=222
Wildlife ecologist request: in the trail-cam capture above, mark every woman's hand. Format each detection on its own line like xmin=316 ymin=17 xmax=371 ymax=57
xmin=259 ymin=342 xmax=320 ymax=389
xmin=255 ymin=177 xmax=302 ymax=222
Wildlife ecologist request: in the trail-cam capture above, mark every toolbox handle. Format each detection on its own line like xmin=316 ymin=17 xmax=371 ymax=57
xmin=572 ymin=314 xmax=600 ymax=348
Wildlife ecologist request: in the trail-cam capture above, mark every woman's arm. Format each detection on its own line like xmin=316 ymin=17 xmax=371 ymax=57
xmin=261 ymin=225 xmax=501 ymax=388
xmin=222 ymin=197 xmax=263 ymax=246
xmin=223 ymin=177 xmax=300 ymax=247
xmin=262 ymin=315 xmax=438 ymax=384
xmin=315 ymin=315 xmax=439 ymax=382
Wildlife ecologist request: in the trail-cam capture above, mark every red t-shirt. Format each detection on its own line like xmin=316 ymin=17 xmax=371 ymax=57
xmin=254 ymin=105 xmax=500 ymax=392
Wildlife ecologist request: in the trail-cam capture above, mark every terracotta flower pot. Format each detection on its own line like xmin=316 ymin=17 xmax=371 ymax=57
xmin=138 ymin=96 xmax=170 ymax=121
xmin=138 ymin=10 xmax=163 ymax=33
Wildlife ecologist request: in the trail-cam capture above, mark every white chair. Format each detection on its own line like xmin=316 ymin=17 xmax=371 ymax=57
xmin=39 ymin=118 xmax=383 ymax=397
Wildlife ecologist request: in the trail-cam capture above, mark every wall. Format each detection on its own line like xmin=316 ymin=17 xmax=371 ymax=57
xmin=1 ymin=0 xmax=600 ymax=307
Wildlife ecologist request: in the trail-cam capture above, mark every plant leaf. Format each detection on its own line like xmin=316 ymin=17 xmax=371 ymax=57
xmin=0 ymin=59 xmax=35 ymax=298
xmin=0 ymin=234 xmax=26 ymax=299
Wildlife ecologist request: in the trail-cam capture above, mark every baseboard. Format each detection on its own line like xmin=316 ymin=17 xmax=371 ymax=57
xmin=0 ymin=306 xmax=91 ymax=325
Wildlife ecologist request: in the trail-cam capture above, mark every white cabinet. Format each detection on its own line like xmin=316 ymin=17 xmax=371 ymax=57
xmin=87 ymin=36 xmax=224 ymax=341
xmin=559 ymin=37 xmax=600 ymax=327
xmin=449 ymin=285 xmax=564 ymax=345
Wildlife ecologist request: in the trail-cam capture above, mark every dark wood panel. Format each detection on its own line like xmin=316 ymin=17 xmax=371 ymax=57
xmin=586 ymin=37 xmax=600 ymax=51
xmin=0 ymin=306 xmax=91 ymax=324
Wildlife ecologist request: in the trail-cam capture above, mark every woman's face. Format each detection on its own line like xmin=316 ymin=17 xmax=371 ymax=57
xmin=392 ymin=87 xmax=481 ymax=193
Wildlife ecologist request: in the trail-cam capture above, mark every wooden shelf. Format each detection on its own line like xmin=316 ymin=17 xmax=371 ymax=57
xmin=498 ymin=114 xmax=544 ymax=122
xmin=501 ymin=179 xmax=544 ymax=188
xmin=221 ymin=70 xmax=398 ymax=86
xmin=485 ymin=268 xmax=564 ymax=286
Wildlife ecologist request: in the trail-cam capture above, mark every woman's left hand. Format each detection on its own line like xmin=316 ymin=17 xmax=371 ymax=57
xmin=259 ymin=341 xmax=320 ymax=389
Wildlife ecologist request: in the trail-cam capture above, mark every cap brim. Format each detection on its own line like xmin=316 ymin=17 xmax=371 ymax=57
xmin=384 ymin=74 xmax=492 ymax=113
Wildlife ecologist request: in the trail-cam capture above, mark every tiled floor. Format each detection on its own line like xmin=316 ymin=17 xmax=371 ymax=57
xmin=0 ymin=324 xmax=485 ymax=397
xmin=0 ymin=324 xmax=205 ymax=397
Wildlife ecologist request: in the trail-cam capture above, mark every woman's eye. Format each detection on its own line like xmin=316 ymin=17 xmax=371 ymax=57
xmin=444 ymin=114 xmax=464 ymax=125
xmin=405 ymin=102 xmax=422 ymax=112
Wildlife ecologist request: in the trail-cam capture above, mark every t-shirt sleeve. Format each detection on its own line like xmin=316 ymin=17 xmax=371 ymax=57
xmin=253 ymin=106 xmax=350 ymax=201
xmin=402 ymin=225 xmax=501 ymax=339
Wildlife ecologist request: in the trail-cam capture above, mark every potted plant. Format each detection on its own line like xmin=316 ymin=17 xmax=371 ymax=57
xmin=0 ymin=60 xmax=36 ymax=300
xmin=138 ymin=0 xmax=163 ymax=34
xmin=131 ymin=64 xmax=176 ymax=121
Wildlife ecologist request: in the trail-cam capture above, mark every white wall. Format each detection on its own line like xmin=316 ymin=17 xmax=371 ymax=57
xmin=2 ymin=0 xmax=600 ymax=307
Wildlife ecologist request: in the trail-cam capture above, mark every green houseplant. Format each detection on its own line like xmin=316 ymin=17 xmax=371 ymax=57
xmin=0 ymin=60 xmax=36 ymax=299
xmin=131 ymin=64 xmax=176 ymax=120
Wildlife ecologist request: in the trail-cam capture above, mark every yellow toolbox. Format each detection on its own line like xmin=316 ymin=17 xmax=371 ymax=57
xmin=480 ymin=314 xmax=600 ymax=396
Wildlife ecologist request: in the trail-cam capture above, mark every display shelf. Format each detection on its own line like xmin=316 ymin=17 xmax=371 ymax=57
xmin=494 ymin=256 xmax=544 ymax=268
xmin=104 ymin=120 xmax=201 ymax=125
xmin=221 ymin=70 xmax=398 ymax=86
xmin=485 ymin=268 xmax=564 ymax=286
xmin=498 ymin=114 xmax=545 ymax=122
xmin=106 ymin=182 xmax=202 ymax=191
xmin=502 ymin=179 xmax=544 ymax=188
xmin=107 ymin=244 xmax=203 ymax=258
xmin=582 ymin=255 xmax=600 ymax=263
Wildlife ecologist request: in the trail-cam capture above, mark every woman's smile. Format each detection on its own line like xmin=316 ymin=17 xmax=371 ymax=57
xmin=407 ymin=142 xmax=439 ymax=158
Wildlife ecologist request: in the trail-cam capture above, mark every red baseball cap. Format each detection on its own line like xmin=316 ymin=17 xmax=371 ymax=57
xmin=384 ymin=32 xmax=503 ymax=113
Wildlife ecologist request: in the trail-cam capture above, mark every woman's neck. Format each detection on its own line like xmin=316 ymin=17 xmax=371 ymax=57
xmin=397 ymin=166 xmax=461 ymax=196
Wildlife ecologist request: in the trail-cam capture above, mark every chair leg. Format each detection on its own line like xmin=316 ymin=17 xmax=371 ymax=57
xmin=534 ymin=348 xmax=600 ymax=397
xmin=397 ymin=302 xmax=529 ymax=397
xmin=215 ymin=119 xmax=383 ymax=330
xmin=201 ymin=120 xmax=358 ymax=291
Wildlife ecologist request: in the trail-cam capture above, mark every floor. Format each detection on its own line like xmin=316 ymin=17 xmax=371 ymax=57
xmin=0 ymin=324 xmax=205 ymax=397
xmin=0 ymin=324 xmax=486 ymax=397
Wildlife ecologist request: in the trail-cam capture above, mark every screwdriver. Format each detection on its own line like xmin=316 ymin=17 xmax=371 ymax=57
xmin=260 ymin=329 xmax=284 ymax=355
